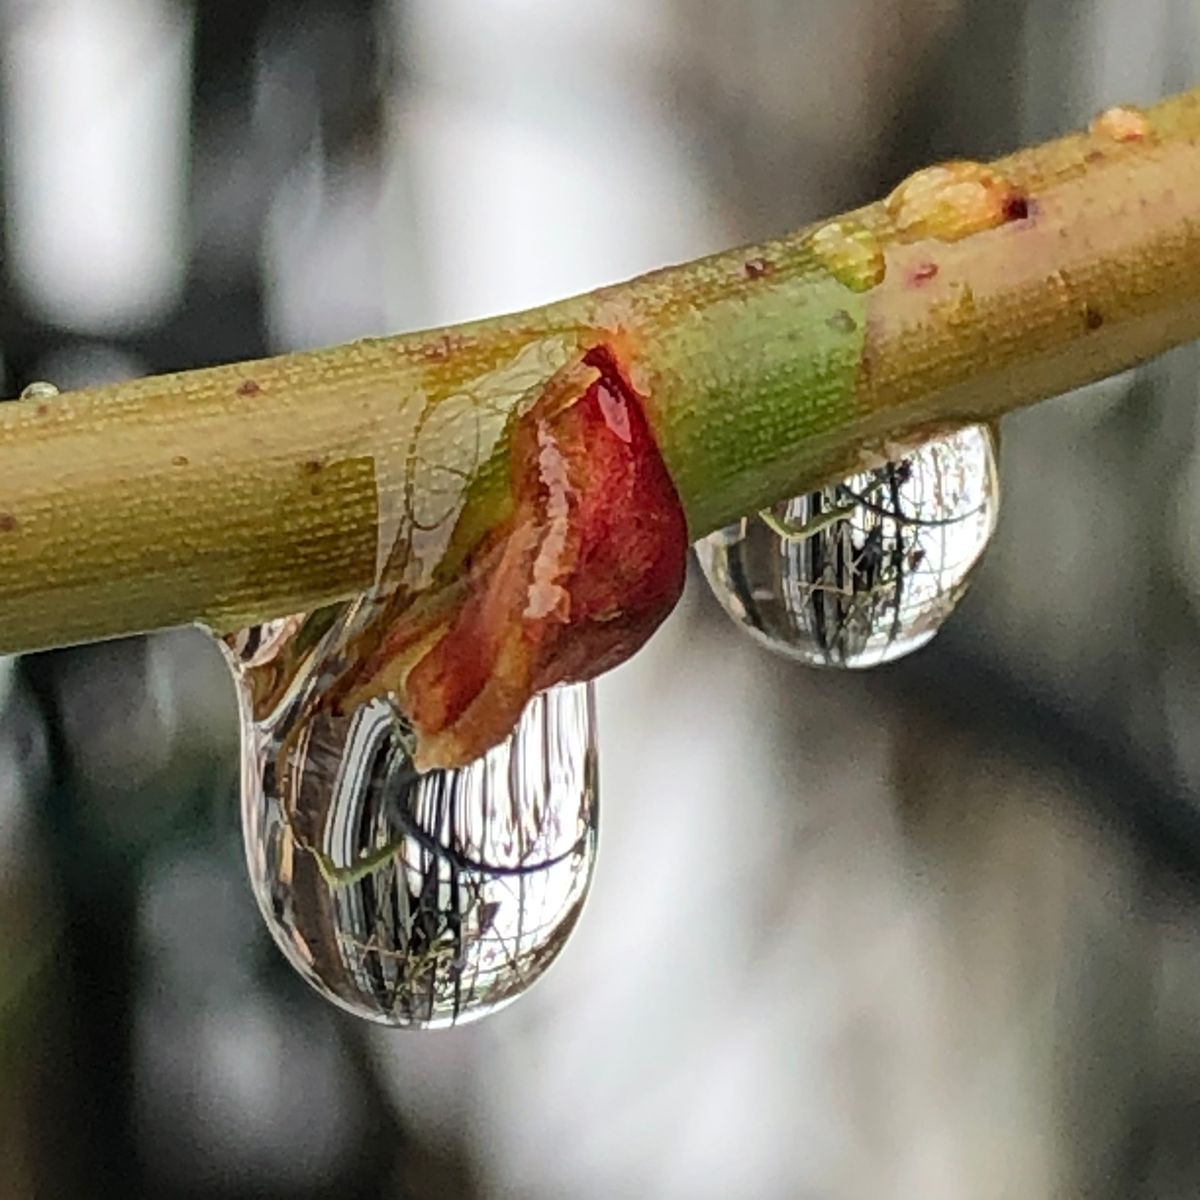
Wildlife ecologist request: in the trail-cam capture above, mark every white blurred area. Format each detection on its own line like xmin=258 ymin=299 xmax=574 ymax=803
xmin=6 ymin=1 xmax=1200 ymax=1197
xmin=1 ymin=0 xmax=191 ymax=332
xmin=383 ymin=1 xmax=720 ymax=325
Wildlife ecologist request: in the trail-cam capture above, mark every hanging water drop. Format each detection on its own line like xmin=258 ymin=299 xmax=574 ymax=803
xmin=219 ymin=605 xmax=598 ymax=1028
xmin=696 ymin=425 xmax=999 ymax=668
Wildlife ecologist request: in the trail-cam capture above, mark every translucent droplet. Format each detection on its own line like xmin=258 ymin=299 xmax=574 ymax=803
xmin=696 ymin=425 xmax=999 ymax=668
xmin=219 ymin=606 xmax=598 ymax=1028
xmin=885 ymin=162 xmax=1026 ymax=243
xmin=809 ymin=219 xmax=886 ymax=292
xmin=19 ymin=380 xmax=59 ymax=402
xmin=1089 ymin=104 xmax=1151 ymax=144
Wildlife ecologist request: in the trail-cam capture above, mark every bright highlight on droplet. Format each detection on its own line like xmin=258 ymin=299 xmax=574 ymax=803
xmin=18 ymin=381 xmax=59 ymax=402
xmin=219 ymin=606 xmax=598 ymax=1029
xmin=696 ymin=426 xmax=999 ymax=668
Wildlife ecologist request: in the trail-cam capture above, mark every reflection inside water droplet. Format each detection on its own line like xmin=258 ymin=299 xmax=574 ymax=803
xmin=219 ymin=606 xmax=598 ymax=1028
xmin=696 ymin=425 xmax=999 ymax=668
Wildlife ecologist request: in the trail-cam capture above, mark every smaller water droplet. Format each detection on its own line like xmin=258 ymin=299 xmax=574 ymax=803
xmin=810 ymin=219 xmax=886 ymax=292
xmin=1089 ymin=104 xmax=1151 ymax=144
xmin=19 ymin=381 xmax=58 ymax=402
xmin=696 ymin=426 xmax=999 ymax=668
xmin=885 ymin=162 xmax=1024 ymax=243
xmin=221 ymin=607 xmax=598 ymax=1028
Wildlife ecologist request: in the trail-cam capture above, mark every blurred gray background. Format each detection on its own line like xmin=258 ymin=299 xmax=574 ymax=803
xmin=3 ymin=1 xmax=1200 ymax=1196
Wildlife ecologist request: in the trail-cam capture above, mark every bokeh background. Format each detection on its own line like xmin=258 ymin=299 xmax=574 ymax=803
xmin=3 ymin=1 xmax=1200 ymax=1196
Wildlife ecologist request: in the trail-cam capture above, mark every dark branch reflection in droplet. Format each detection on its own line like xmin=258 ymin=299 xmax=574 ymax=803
xmin=218 ymin=609 xmax=597 ymax=1029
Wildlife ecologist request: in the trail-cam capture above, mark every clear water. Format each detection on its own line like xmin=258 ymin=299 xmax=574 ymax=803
xmin=696 ymin=425 xmax=999 ymax=668
xmin=220 ymin=605 xmax=598 ymax=1028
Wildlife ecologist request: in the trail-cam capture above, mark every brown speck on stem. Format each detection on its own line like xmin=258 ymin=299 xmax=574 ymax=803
xmin=0 ymin=513 xmax=18 ymax=533
xmin=35 ymin=405 xmax=49 ymax=417
xmin=826 ymin=309 xmax=858 ymax=334
xmin=744 ymin=257 xmax=775 ymax=280
xmin=1085 ymin=306 xmax=1104 ymax=330
xmin=171 ymin=454 xmax=189 ymax=467
xmin=301 ymin=459 xmax=323 ymax=476
xmin=237 ymin=380 xmax=262 ymax=397
xmin=1003 ymin=193 xmax=1030 ymax=222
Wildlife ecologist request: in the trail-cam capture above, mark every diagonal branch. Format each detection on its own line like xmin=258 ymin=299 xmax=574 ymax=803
xmin=2 ymin=91 xmax=1200 ymax=657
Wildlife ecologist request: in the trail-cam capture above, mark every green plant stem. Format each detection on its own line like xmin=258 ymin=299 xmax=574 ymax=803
xmin=3 ymin=90 xmax=1200 ymax=656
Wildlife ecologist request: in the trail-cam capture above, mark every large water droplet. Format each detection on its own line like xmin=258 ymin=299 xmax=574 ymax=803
xmin=220 ymin=607 xmax=598 ymax=1028
xmin=696 ymin=425 xmax=999 ymax=667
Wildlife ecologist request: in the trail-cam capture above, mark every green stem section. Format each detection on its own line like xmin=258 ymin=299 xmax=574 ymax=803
xmin=3 ymin=91 xmax=1200 ymax=656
